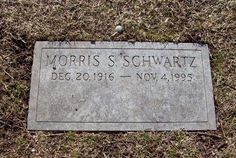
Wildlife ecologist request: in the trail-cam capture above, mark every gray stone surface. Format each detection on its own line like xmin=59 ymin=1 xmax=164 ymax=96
xmin=27 ymin=41 xmax=216 ymax=131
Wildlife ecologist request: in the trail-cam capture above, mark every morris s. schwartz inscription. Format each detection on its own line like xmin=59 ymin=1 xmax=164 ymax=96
xmin=28 ymin=41 xmax=216 ymax=131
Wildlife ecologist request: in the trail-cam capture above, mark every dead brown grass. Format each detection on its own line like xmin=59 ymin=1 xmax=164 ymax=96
xmin=0 ymin=0 xmax=235 ymax=157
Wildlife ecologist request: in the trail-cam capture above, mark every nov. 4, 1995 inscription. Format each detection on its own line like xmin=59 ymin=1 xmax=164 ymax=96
xmin=28 ymin=41 xmax=216 ymax=131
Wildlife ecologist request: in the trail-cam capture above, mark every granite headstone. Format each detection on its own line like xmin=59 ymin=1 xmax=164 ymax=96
xmin=27 ymin=41 xmax=216 ymax=131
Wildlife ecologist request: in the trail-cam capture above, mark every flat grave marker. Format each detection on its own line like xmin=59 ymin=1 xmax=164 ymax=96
xmin=28 ymin=41 xmax=216 ymax=131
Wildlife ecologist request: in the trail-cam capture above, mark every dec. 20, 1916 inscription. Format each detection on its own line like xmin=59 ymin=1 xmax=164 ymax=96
xmin=28 ymin=41 xmax=216 ymax=131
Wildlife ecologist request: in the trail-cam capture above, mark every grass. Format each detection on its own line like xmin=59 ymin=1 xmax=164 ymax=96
xmin=0 ymin=0 xmax=236 ymax=157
